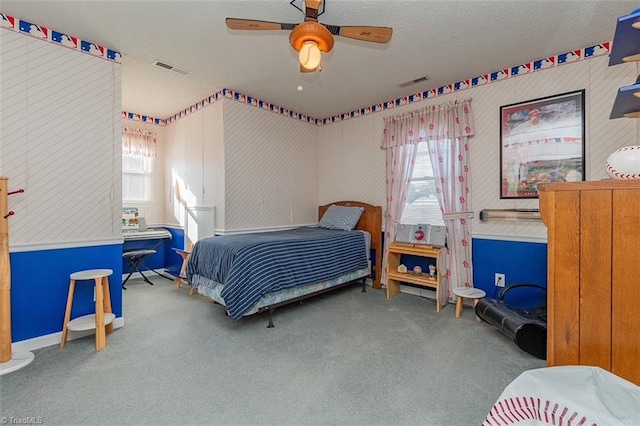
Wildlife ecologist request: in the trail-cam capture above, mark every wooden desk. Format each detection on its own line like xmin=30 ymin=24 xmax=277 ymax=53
xmin=386 ymin=242 xmax=443 ymax=312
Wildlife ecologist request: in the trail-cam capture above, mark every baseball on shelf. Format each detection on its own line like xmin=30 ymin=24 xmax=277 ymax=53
xmin=605 ymin=145 xmax=640 ymax=180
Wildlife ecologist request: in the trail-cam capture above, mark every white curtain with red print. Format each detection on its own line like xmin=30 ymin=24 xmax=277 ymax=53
xmin=379 ymin=139 xmax=419 ymax=287
xmin=381 ymin=99 xmax=474 ymax=305
xmin=122 ymin=127 xmax=157 ymax=158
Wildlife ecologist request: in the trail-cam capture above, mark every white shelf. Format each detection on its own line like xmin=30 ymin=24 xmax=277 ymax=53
xmin=67 ymin=313 xmax=116 ymax=332
xmin=0 ymin=351 xmax=35 ymax=376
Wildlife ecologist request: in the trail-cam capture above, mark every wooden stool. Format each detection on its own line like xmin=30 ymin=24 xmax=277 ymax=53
xmin=452 ymin=287 xmax=486 ymax=321
xmin=172 ymin=244 xmax=194 ymax=295
xmin=60 ymin=269 xmax=115 ymax=351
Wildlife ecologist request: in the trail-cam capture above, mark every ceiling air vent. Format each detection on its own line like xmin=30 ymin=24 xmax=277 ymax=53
xmin=153 ymin=60 xmax=190 ymax=76
xmin=398 ymin=75 xmax=430 ymax=88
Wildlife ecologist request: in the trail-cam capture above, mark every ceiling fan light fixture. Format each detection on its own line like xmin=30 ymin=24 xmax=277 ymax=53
xmin=289 ymin=21 xmax=334 ymax=52
xmin=290 ymin=22 xmax=333 ymax=72
xmin=228 ymin=2 xmax=392 ymax=72
xmin=299 ymin=41 xmax=322 ymax=70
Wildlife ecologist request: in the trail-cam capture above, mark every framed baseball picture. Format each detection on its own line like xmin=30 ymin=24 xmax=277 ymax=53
xmin=500 ymin=90 xmax=585 ymax=199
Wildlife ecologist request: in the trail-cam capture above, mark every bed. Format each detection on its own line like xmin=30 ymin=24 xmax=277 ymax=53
xmin=186 ymin=201 xmax=382 ymax=327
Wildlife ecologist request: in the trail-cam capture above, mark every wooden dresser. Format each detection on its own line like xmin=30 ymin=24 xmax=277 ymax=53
xmin=538 ymin=180 xmax=640 ymax=385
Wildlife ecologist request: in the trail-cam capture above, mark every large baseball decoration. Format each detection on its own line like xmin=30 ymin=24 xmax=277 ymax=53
xmin=605 ymin=145 xmax=640 ymax=180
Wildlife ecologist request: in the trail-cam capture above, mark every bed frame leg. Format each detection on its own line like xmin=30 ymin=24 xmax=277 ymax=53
xmin=361 ymin=278 xmax=367 ymax=292
xmin=267 ymin=309 xmax=275 ymax=328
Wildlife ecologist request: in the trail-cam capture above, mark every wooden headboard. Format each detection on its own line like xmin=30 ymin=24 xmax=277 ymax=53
xmin=318 ymin=201 xmax=383 ymax=289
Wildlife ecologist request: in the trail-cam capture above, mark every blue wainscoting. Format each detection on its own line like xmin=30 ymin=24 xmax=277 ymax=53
xmin=472 ymin=238 xmax=548 ymax=308
xmin=396 ymin=238 xmax=547 ymax=308
xmin=10 ymin=244 xmax=123 ymax=343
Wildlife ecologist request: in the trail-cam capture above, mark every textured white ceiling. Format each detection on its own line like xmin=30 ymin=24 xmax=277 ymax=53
xmin=1 ymin=1 xmax=636 ymax=119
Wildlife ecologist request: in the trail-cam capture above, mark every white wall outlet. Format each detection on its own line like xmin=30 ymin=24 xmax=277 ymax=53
xmin=495 ymin=273 xmax=506 ymax=287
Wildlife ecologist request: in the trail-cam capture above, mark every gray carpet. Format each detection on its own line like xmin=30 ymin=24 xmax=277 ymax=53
xmin=1 ymin=277 xmax=545 ymax=425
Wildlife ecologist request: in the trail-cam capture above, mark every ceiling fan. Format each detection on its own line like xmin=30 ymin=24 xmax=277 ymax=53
xmin=226 ymin=0 xmax=393 ymax=73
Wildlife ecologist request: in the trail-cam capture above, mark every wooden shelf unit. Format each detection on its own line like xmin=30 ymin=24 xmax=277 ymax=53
xmin=386 ymin=242 xmax=443 ymax=312
xmin=539 ymin=180 xmax=640 ymax=386
xmin=609 ymin=9 xmax=640 ymax=119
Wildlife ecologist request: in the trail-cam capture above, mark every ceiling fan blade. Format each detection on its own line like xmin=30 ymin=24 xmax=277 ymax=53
xmin=305 ymin=0 xmax=322 ymax=21
xmin=323 ymin=24 xmax=393 ymax=43
xmin=226 ymin=18 xmax=297 ymax=31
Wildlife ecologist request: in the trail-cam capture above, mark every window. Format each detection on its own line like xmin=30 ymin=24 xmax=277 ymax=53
xmin=122 ymin=127 xmax=156 ymax=203
xmin=400 ymin=143 xmax=444 ymax=226
xmin=123 ymin=154 xmax=153 ymax=202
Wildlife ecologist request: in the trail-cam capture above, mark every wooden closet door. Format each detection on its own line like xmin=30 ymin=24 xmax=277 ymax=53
xmin=579 ymin=189 xmax=612 ymax=369
xmin=545 ymin=190 xmax=580 ymax=365
xmin=612 ymin=189 xmax=640 ymax=384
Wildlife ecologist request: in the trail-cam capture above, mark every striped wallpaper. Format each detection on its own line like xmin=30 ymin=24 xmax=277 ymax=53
xmin=1 ymin=28 xmax=122 ymax=247
xmin=1 ymin=23 xmax=124 ymax=345
xmin=317 ymin=54 xmax=639 ymax=241
xmin=5 ymin=10 xmax=635 ymax=242
xmin=159 ymin=54 xmax=638 ymax=238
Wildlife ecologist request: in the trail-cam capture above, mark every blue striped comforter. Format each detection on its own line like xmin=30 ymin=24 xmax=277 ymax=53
xmin=186 ymin=227 xmax=368 ymax=320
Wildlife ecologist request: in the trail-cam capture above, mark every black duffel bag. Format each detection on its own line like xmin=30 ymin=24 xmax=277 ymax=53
xmin=475 ymin=283 xmax=547 ymax=360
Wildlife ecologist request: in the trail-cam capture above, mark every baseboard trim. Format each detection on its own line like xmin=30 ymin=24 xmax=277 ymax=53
xmin=12 ymin=317 xmax=125 ymax=353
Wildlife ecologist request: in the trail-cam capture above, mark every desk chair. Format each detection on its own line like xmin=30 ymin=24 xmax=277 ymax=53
xmin=122 ymin=249 xmax=172 ymax=289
